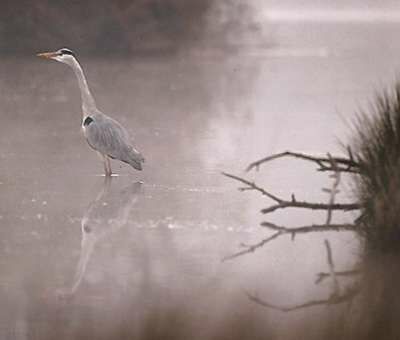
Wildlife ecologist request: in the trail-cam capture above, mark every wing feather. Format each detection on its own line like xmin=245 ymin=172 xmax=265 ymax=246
xmin=84 ymin=113 xmax=144 ymax=170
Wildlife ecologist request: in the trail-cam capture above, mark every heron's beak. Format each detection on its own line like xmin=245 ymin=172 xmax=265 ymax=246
xmin=36 ymin=51 xmax=60 ymax=59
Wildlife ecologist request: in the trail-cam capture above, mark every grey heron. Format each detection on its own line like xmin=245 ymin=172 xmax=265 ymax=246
xmin=37 ymin=48 xmax=145 ymax=176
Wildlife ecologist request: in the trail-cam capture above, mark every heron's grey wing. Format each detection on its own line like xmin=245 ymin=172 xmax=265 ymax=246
xmin=85 ymin=116 xmax=144 ymax=170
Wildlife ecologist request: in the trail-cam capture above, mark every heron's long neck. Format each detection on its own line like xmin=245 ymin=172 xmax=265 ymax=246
xmin=70 ymin=58 xmax=97 ymax=115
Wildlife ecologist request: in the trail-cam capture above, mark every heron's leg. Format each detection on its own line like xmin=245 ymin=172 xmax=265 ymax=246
xmin=106 ymin=157 xmax=112 ymax=176
xmin=102 ymin=155 xmax=112 ymax=177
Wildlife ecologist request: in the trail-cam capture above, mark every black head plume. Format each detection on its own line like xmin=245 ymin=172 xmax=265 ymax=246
xmin=59 ymin=48 xmax=76 ymax=57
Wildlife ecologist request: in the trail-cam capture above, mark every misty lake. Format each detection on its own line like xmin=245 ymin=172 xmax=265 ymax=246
xmin=1 ymin=21 xmax=400 ymax=339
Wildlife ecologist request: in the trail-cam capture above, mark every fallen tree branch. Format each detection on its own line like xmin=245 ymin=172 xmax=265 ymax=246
xmin=223 ymin=149 xmax=363 ymax=312
xmin=222 ymin=171 xmax=361 ymax=214
xmin=317 ymin=166 xmax=360 ymax=174
xmin=261 ymin=201 xmax=360 ymax=214
xmin=261 ymin=221 xmax=358 ymax=234
xmin=222 ymin=172 xmax=282 ymax=202
xmin=246 ymin=151 xmax=360 ymax=173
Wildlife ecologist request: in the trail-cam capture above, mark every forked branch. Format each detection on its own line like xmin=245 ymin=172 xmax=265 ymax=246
xmin=261 ymin=201 xmax=360 ymax=214
xmin=262 ymin=221 xmax=358 ymax=234
xmin=246 ymin=151 xmax=360 ymax=173
xmin=222 ymin=172 xmax=282 ymax=202
xmin=222 ymin=172 xmax=361 ymax=214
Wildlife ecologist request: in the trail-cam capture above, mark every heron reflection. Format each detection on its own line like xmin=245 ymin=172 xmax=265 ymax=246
xmin=62 ymin=179 xmax=142 ymax=296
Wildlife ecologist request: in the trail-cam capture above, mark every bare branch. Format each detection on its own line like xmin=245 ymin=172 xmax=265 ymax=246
xmin=222 ymin=172 xmax=282 ymax=203
xmin=245 ymin=286 xmax=359 ymax=312
xmin=222 ymin=171 xmax=361 ymax=214
xmin=346 ymin=145 xmax=355 ymax=164
xmin=261 ymin=201 xmax=360 ymax=214
xmin=317 ymin=167 xmax=360 ymax=174
xmin=224 ymin=149 xmax=363 ymax=312
xmin=324 ymin=154 xmax=341 ymax=225
xmin=261 ymin=221 xmax=358 ymax=233
xmin=246 ymin=151 xmax=360 ymax=173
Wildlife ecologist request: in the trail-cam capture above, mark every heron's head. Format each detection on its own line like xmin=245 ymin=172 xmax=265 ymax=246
xmin=37 ymin=48 xmax=77 ymax=66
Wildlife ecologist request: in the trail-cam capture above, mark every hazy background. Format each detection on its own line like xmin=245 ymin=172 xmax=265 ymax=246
xmin=1 ymin=1 xmax=400 ymax=339
xmin=1 ymin=0 xmax=264 ymax=55
xmin=1 ymin=0 xmax=399 ymax=56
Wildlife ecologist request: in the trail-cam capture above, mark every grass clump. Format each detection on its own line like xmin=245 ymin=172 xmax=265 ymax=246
xmin=353 ymin=83 xmax=400 ymax=254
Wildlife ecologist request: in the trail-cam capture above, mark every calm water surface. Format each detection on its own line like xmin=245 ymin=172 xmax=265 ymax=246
xmin=1 ymin=22 xmax=400 ymax=339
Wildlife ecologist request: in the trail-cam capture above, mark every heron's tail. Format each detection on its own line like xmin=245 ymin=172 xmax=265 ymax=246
xmin=127 ymin=147 xmax=145 ymax=171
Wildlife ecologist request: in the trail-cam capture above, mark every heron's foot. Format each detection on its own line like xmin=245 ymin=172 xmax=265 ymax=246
xmin=54 ymin=287 xmax=74 ymax=302
xmin=95 ymin=173 xmax=120 ymax=177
